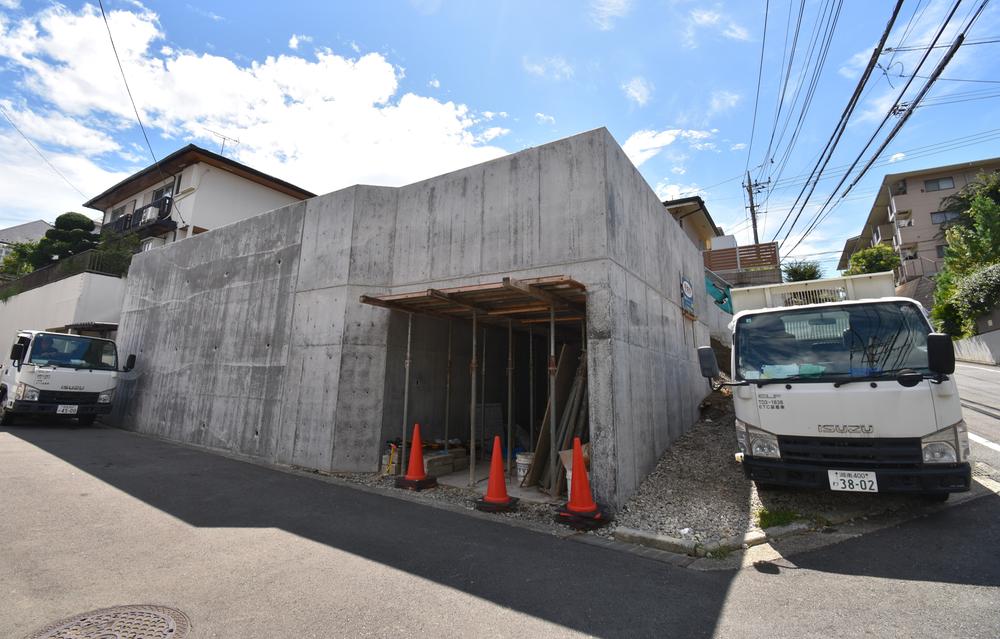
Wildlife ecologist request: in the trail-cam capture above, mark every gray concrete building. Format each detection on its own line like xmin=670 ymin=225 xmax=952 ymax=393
xmin=112 ymin=128 xmax=716 ymax=507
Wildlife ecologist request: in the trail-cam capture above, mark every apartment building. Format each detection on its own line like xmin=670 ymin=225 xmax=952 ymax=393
xmin=83 ymin=144 xmax=315 ymax=252
xmin=838 ymin=156 xmax=1000 ymax=307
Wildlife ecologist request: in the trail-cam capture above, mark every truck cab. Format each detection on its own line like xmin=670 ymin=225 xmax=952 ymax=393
xmin=699 ymin=273 xmax=971 ymax=499
xmin=0 ymin=330 xmax=135 ymax=427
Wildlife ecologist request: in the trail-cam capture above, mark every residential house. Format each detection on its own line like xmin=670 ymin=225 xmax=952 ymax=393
xmin=0 ymin=219 xmax=51 ymax=262
xmin=837 ymin=156 xmax=1000 ymax=307
xmin=84 ymin=144 xmax=315 ymax=252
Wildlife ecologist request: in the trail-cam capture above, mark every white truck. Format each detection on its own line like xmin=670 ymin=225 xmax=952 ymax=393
xmin=698 ymin=272 xmax=970 ymax=500
xmin=0 ymin=330 xmax=135 ymax=426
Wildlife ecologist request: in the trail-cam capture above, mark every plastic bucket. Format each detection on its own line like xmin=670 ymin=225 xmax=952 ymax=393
xmin=515 ymin=452 xmax=534 ymax=481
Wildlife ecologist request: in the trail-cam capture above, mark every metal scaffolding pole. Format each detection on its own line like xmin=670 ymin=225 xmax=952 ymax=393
xmin=400 ymin=312 xmax=413 ymax=475
xmin=548 ymin=306 xmax=558 ymax=494
xmin=444 ymin=319 xmax=452 ymax=452
xmin=506 ymin=319 xmax=513 ymax=477
xmin=469 ymin=312 xmax=478 ymax=487
xmin=480 ymin=327 xmax=487 ymax=459
xmin=528 ymin=326 xmax=534 ymax=452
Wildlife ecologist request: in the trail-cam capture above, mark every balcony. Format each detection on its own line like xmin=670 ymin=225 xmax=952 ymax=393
xmin=872 ymin=224 xmax=894 ymax=246
xmin=702 ymin=242 xmax=782 ymax=286
xmin=103 ymin=196 xmax=176 ymax=238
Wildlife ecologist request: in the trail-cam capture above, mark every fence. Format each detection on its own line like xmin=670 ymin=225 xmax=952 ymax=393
xmin=703 ymin=242 xmax=779 ymax=272
xmin=0 ymin=250 xmax=128 ymax=301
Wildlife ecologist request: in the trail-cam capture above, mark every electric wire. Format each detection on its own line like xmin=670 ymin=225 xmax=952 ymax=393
xmin=0 ymin=104 xmax=87 ymax=198
xmin=745 ymin=0 xmax=771 ymax=174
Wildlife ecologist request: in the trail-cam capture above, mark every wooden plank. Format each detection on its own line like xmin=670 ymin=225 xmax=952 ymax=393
xmin=502 ymin=277 xmax=585 ymax=313
xmin=521 ymin=343 xmax=580 ymax=487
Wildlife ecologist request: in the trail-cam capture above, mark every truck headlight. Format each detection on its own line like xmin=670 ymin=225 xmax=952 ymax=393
xmin=921 ymin=422 xmax=964 ymax=464
xmin=98 ymin=390 xmax=113 ymax=404
xmin=748 ymin=426 xmax=781 ymax=459
xmin=734 ymin=419 xmax=749 ymax=455
xmin=15 ymin=383 xmax=38 ymax=401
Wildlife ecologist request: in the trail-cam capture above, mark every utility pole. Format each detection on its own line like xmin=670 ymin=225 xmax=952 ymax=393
xmin=746 ymin=171 xmax=760 ymax=245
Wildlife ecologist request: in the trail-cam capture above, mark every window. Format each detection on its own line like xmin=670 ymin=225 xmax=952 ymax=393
xmin=924 ymin=177 xmax=954 ymax=192
xmin=111 ymin=205 xmax=126 ymax=221
xmin=891 ymin=179 xmax=907 ymax=195
xmin=140 ymin=239 xmax=156 ymax=252
xmin=152 ymin=183 xmax=173 ymax=202
xmin=27 ymin=333 xmax=118 ymax=370
xmin=930 ymin=211 xmax=961 ymax=224
xmin=936 ymin=245 xmax=947 ymax=258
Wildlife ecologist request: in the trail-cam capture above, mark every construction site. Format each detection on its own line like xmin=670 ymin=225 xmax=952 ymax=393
xmin=111 ymin=127 xmax=724 ymax=508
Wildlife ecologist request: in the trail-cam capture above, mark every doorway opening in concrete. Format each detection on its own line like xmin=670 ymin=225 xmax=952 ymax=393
xmin=360 ymin=276 xmax=589 ymax=502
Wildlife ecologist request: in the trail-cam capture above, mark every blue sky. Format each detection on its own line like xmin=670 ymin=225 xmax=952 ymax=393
xmin=1 ymin=0 xmax=998 ymax=273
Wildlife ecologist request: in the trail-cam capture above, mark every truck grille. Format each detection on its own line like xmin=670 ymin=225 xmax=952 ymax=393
xmin=37 ymin=390 xmax=100 ymax=405
xmin=778 ymin=436 xmax=923 ymax=468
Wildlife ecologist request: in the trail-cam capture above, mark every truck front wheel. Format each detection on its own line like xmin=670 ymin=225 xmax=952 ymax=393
xmin=0 ymin=395 xmax=13 ymax=426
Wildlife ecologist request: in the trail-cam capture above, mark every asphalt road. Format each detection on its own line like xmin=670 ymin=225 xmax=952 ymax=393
xmin=2 ymin=425 xmax=999 ymax=638
xmin=954 ymin=362 xmax=1000 ymax=470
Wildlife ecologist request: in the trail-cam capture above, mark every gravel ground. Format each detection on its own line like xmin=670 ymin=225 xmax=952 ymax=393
xmin=604 ymin=391 xmax=948 ymax=545
xmin=324 ymin=391 xmax=953 ymax=548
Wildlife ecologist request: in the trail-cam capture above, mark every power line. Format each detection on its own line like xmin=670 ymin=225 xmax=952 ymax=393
xmin=884 ymin=35 xmax=1000 ymax=52
xmin=745 ymin=0 xmax=771 ymax=174
xmin=0 ymin=104 xmax=87 ymax=198
xmin=97 ymin=0 xmax=186 ymax=226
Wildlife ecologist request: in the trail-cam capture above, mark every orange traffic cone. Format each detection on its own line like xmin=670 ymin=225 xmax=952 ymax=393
xmin=555 ymin=437 xmax=611 ymax=530
xmin=395 ymin=423 xmax=437 ymax=491
xmin=475 ymin=436 xmax=518 ymax=512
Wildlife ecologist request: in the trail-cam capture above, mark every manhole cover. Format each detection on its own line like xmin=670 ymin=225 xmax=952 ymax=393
xmin=24 ymin=605 xmax=189 ymax=639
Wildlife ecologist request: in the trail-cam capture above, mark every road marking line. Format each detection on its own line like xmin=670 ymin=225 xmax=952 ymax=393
xmin=969 ymin=432 xmax=1000 ymax=453
xmin=956 ymin=362 xmax=1000 ymax=374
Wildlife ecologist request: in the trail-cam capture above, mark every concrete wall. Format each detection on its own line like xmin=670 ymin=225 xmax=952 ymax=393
xmin=115 ymin=128 xmax=713 ymax=507
xmin=954 ymin=330 xmax=1000 ymax=366
xmin=0 ymin=273 xmax=124 ymax=342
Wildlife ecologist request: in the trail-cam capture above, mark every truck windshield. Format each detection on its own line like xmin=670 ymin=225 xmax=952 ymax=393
xmin=735 ymin=301 xmax=931 ymax=382
xmin=27 ymin=333 xmax=118 ymax=370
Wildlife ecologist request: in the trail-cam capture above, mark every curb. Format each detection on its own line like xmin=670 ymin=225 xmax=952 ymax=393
xmin=614 ymin=521 xmax=811 ymax=558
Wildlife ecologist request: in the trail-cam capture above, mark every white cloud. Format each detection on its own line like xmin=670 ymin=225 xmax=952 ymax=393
xmin=709 ymin=90 xmax=741 ymax=114
xmin=729 ymin=142 xmax=746 ymax=151
xmin=478 ymin=126 xmax=510 ymax=142
xmin=690 ymin=9 xmax=721 ymax=25
xmin=654 ymin=179 xmax=704 ymax=201
xmin=535 ymin=112 xmax=555 ymax=125
xmin=590 ymin=0 xmax=632 ymax=30
xmin=522 ymin=56 xmax=574 ymax=80
xmin=684 ymin=9 xmax=750 ymax=47
xmin=0 ymin=100 xmax=121 ymax=155
xmin=0 ymin=0 xmax=21 ymax=8
xmin=890 ymin=152 xmax=905 ymax=162
xmin=0 ymin=4 xmax=512 ymax=224
xmin=838 ymin=49 xmax=871 ymax=79
xmin=671 ymin=166 xmax=686 ymax=175
xmin=621 ymin=76 xmax=653 ymax=106
xmin=722 ymin=23 xmax=749 ymax=41
xmin=428 ymin=78 xmax=440 ymax=88
xmin=288 ymin=33 xmax=312 ymax=50
xmin=187 ymin=4 xmax=224 ymax=22
xmin=621 ymin=128 xmax=714 ymax=166
xmin=350 ymin=41 xmax=361 ymax=53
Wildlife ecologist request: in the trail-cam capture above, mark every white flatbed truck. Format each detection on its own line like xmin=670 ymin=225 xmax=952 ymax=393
xmin=0 ymin=330 xmax=135 ymax=426
xmin=698 ymin=272 xmax=970 ymax=500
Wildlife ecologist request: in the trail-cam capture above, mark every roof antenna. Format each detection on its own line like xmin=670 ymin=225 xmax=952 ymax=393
xmin=202 ymin=128 xmax=240 ymax=155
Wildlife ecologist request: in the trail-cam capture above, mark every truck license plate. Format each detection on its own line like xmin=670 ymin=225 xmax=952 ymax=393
xmin=828 ymin=470 xmax=878 ymax=492
xmin=56 ymin=405 xmax=78 ymax=415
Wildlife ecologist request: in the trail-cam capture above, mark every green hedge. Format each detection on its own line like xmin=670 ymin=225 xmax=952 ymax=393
xmin=953 ymin=263 xmax=1000 ymax=321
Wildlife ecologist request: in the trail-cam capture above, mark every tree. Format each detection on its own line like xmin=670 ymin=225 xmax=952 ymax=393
xmin=0 ymin=241 xmax=39 ymax=278
xmin=94 ymin=231 xmax=140 ymax=276
xmin=782 ymin=260 xmax=823 ymax=282
xmin=29 ymin=212 xmax=98 ymax=269
xmin=931 ymin=171 xmax=1000 ymax=336
xmin=844 ymin=244 xmax=901 ymax=275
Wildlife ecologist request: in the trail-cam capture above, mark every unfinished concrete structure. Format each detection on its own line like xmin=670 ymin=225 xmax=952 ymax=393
xmin=113 ymin=128 xmax=714 ymax=507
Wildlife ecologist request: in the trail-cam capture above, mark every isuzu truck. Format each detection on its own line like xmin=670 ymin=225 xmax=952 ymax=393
xmin=0 ymin=330 xmax=135 ymax=426
xmin=698 ymin=272 xmax=970 ymax=500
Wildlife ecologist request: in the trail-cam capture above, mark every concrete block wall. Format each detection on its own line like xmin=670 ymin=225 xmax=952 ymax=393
xmin=115 ymin=127 xmax=713 ymax=507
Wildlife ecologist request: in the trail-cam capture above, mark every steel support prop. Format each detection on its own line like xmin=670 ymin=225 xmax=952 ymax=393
xmin=480 ymin=327 xmax=487 ymax=459
xmin=444 ymin=320 xmax=452 ymax=452
xmin=548 ymin=306 xmax=558 ymax=494
xmin=506 ymin=320 xmax=513 ymax=477
xmin=528 ymin=326 xmax=534 ymax=452
xmin=469 ymin=312 xmax=478 ymax=487
xmin=400 ymin=312 xmax=413 ymax=475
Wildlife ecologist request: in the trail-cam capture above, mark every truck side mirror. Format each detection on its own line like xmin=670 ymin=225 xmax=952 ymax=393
xmin=927 ymin=333 xmax=955 ymax=375
xmin=123 ymin=354 xmax=136 ymax=372
xmin=697 ymin=346 xmax=720 ymax=379
xmin=9 ymin=343 xmax=24 ymax=362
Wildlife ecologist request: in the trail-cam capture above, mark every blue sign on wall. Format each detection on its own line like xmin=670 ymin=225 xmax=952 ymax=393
xmin=681 ymin=275 xmax=696 ymax=318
